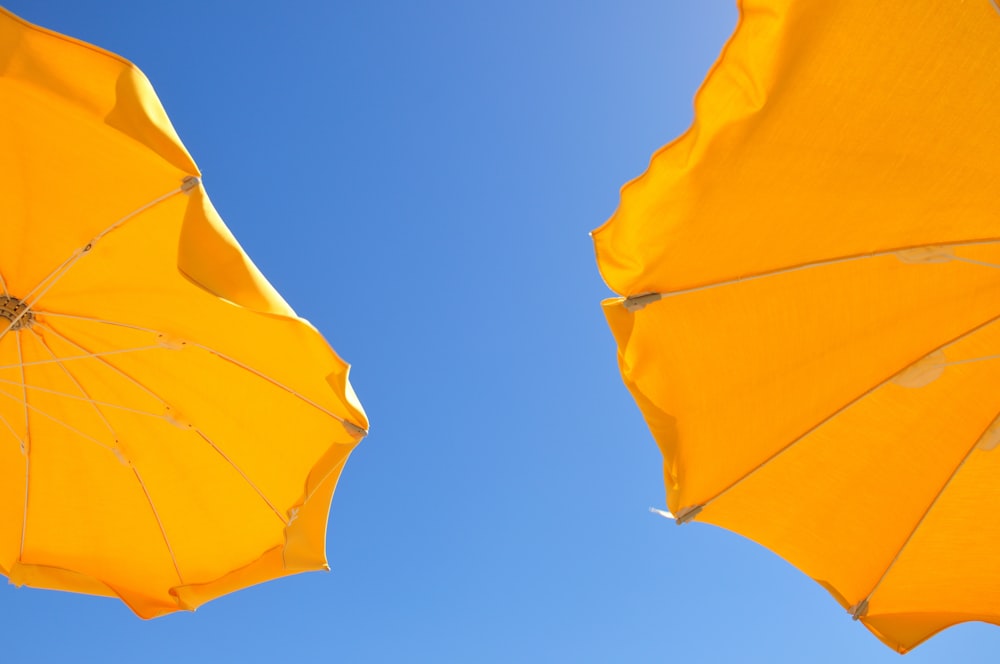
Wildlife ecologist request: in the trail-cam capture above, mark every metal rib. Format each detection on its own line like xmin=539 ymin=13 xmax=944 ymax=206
xmin=35 ymin=311 xmax=157 ymax=335
xmin=852 ymin=425 xmax=985 ymax=615
xmin=0 ymin=388 xmax=115 ymax=452
xmin=15 ymin=332 xmax=30 ymax=561
xmin=35 ymin=310 xmax=363 ymax=432
xmin=0 ymin=377 xmax=164 ymax=419
xmin=697 ymin=308 xmax=1000 ymax=512
xmin=26 ymin=327 xmax=186 ymax=582
xmin=627 ymin=237 xmax=1000 ymax=304
xmin=0 ymin=411 xmax=25 ymax=451
xmin=0 ymin=184 xmax=186 ymax=342
xmin=131 ymin=465 xmax=185 ymax=585
xmin=195 ymin=430 xmax=289 ymax=526
xmin=194 ymin=343 xmax=353 ymax=428
xmin=36 ymin=320 xmax=290 ymax=526
xmin=27 ymin=327 xmax=119 ymax=440
xmin=0 ymin=345 xmax=161 ymax=370
xmin=36 ymin=321 xmax=163 ymax=402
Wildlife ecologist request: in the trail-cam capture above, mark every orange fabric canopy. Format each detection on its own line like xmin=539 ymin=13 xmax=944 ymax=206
xmin=0 ymin=8 xmax=367 ymax=616
xmin=595 ymin=0 xmax=1000 ymax=652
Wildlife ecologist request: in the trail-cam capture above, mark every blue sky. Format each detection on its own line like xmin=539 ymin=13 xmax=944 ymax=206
xmin=3 ymin=2 xmax=999 ymax=662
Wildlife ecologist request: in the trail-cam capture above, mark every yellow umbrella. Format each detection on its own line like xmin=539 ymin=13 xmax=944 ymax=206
xmin=0 ymin=8 xmax=367 ymax=617
xmin=594 ymin=0 xmax=1000 ymax=653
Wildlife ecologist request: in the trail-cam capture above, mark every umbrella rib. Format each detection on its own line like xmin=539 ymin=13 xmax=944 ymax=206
xmin=130 ymin=465 xmax=185 ymax=586
xmin=953 ymin=256 xmax=1000 ymax=270
xmin=34 ymin=320 xmax=291 ymax=526
xmin=192 ymin=343 xmax=357 ymax=429
xmin=943 ymin=354 xmax=1000 ymax=368
xmin=14 ymin=332 xmax=30 ymax=561
xmin=24 ymin=329 xmax=187 ymax=584
xmin=36 ymin=321 xmax=163 ymax=402
xmin=87 ymin=181 xmax=194 ymax=246
xmin=35 ymin=310 xmax=364 ymax=433
xmin=0 ymin=407 xmax=29 ymax=559
xmin=623 ymin=237 xmax=1000 ymax=307
xmin=0 ymin=182 xmax=190 ymax=341
xmin=0 ymin=411 xmax=26 ymax=451
xmin=194 ymin=429 xmax=289 ymax=526
xmin=0 ymin=345 xmax=162 ymax=370
xmin=26 ymin=327 xmax=120 ymax=441
xmin=0 ymin=377 xmax=166 ymax=419
xmin=0 ymin=271 xmax=8 ymax=296
xmin=36 ymin=311 xmax=158 ymax=335
xmin=0 ymin=387 xmax=116 ymax=453
xmin=694 ymin=308 xmax=1000 ymax=516
xmin=849 ymin=430 xmax=985 ymax=619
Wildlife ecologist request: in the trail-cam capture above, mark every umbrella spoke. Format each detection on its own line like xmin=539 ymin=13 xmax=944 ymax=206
xmin=14 ymin=332 xmax=30 ymax=563
xmin=693 ymin=308 xmax=1000 ymax=517
xmin=130 ymin=465 xmax=185 ymax=586
xmin=0 ymin=377 xmax=166 ymax=419
xmin=34 ymin=311 xmax=159 ymax=335
xmin=0 ymin=387 xmax=116 ymax=453
xmin=0 ymin=182 xmax=192 ymax=342
xmin=194 ymin=430 xmax=289 ymax=526
xmin=953 ymin=256 xmax=1000 ymax=270
xmin=850 ymin=422 xmax=987 ymax=619
xmin=0 ymin=345 xmax=162 ymax=370
xmin=0 ymin=411 xmax=26 ymax=452
xmin=622 ymin=237 xmax=1000 ymax=310
xmin=19 ymin=440 xmax=28 ymax=564
xmin=26 ymin=327 xmax=121 ymax=442
xmin=194 ymin=343 xmax=361 ymax=433
xmin=35 ymin=320 xmax=291 ymax=526
xmin=943 ymin=354 xmax=1000 ymax=368
xmin=0 ymin=9 xmax=370 ymax=616
xmin=35 ymin=310 xmax=366 ymax=435
xmin=88 ymin=179 xmax=197 ymax=247
xmin=22 ymin=324 xmax=176 ymax=571
xmin=0 ymin=253 xmax=83 ymax=340
xmin=36 ymin=320 xmax=163 ymax=403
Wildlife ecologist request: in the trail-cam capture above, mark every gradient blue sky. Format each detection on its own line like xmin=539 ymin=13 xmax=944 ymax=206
xmin=3 ymin=2 xmax=999 ymax=662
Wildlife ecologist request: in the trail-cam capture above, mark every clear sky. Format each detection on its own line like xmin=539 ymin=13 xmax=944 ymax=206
xmin=2 ymin=2 xmax=999 ymax=662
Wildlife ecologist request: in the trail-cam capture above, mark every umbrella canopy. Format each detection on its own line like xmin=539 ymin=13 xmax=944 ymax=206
xmin=594 ymin=0 xmax=1000 ymax=653
xmin=0 ymin=8 xmax=367 ymax=617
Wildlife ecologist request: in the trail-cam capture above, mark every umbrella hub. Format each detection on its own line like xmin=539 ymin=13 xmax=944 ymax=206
xmin=0 ymin=296 xmax=33 ymax=330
